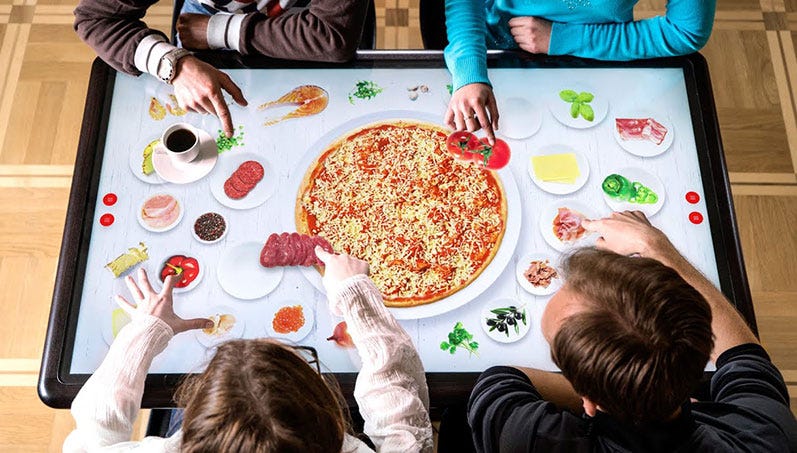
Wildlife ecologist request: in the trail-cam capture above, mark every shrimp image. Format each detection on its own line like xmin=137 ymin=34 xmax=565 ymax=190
xmin=258 ymin=85 xmax=329 ymax=127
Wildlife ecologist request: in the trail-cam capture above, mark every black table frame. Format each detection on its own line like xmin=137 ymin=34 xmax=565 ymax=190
xmin=39 ymin=50 xmax=755 ymax=410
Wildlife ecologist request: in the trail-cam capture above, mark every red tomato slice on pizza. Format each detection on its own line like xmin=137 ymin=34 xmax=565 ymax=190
xmin=446 ymin=131 xmax=482 ymax=161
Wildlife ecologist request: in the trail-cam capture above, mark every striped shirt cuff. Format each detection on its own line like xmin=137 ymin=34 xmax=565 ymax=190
xmin=207 ymin=13 xmax=245 ymax=52
xmin=133 ymin=34 xmax=178 ymax=77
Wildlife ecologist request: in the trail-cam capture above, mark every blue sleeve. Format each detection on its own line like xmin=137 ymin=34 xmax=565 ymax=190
xmin=549 ymin=0 xmax=716 ymax=60
xmin=444 ymin=0 xmax=491 ymax=91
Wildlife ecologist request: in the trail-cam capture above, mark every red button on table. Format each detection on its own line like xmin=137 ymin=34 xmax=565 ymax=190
xmin=103 ymin=193 xmax=118 ymax=206
xmin=688 ymin=212 xmax=703 ymax=225
xmin=99 ymin=213 xmax=115 ymax=226
xmin=685 ymin=191 xmax=700 ymax=204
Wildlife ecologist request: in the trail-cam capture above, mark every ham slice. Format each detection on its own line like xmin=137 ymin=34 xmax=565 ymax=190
xmin=615 ymin=118 xmax=668 ymax=145
xmin=553 ymin=207 xmax=586 ymax=242
xmin=260 ymin=232 xmax=334 ymax=267
xmin=141 ymin=194 xmax=179 ymax=229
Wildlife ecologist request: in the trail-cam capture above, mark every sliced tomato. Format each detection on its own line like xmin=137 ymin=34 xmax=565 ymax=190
xmin=446 ymin=131 xmax=481 ymax=161
xmin=469 ymin=138 xmax=511 ymax=170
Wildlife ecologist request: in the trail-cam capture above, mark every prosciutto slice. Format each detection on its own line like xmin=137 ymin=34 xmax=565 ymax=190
xmin=615 ymin=118 xmax=668 ymax=145
xmin=553 ymin=207 xmax=586 ymax=242
xmin=260 ymin=232 xmax=334 ymax=267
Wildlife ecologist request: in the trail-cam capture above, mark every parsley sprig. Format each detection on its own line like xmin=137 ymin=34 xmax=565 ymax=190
xmin=440 ymin=322 xmax=479 ymax=356
xmin=348 ymin=80 xmax=383 ymax=104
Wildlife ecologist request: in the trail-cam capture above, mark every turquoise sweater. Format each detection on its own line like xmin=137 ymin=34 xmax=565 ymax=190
xmin=444 ymin=0 xmax=716 ymax=90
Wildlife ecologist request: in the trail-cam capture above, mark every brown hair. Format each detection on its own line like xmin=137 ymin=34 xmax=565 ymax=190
xmin=175 ymin=339 xmax=347 ymax=453
xmin=551 ymin=248 xmax=714 ymax=424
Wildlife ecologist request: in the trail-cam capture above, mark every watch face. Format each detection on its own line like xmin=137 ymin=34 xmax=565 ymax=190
xmin=158 ymin=58 xmax=174 ymax=82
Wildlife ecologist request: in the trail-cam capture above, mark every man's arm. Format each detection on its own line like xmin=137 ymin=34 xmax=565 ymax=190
xmin=583 ymin=211 xmax=759 ymax=362
xmin=511 ymin=368 xmax=583 ymax=413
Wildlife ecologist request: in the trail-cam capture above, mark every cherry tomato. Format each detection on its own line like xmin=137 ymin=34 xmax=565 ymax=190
xmin=468 ymin=138 xmax=511 ymax=170
xmin=446 ymin=131 xmax=481 ymax=161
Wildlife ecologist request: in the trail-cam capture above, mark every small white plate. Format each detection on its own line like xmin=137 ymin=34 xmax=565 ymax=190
xmin=129 ymin=138 xmax=166 ymax=185
xmin=497 ymin=97 xmax=543 ymax=140
xmin=194 ymin=306 xmax=245 ymax=348
xmin=527 ymin=144 xmax=590 ymax=195
xmin=217 ymin=241 xmax=283 ymax=300
xmin=153 ymin=128 xmax=218 ymax=184
xmin=155 ymin=252 xmax=204 ymax=293
xmin=101 ymin=307 xmax=132 ymax=346
xmin=481 ymin=298 xmax=530 ymax=344
xmin=137 ymin=193 xmax=183 ymax=233
xmin=191 ymin=212 xmax=228 ymax=244
xmin=515 ymin=253 xmax=563 ymax=296
xmin=548 ymin=87 xmax=608 ymax=129
xmin=209 ymin=152 xmax=277 ymax=210
xmin=601 ymin=167 xmax=666 ymax=217
xmin=263 ymin=301 xmax=315 ymax=343
xmin=539 ymin=200 xmax=598 ymax=253
xmin=612 ymin=116 xmax=674 ymax=157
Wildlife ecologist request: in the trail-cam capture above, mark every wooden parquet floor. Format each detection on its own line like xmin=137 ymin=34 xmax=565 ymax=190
xmin=0 ymin=0 xmax=795 ymax=451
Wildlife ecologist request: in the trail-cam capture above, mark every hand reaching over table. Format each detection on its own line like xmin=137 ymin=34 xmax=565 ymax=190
xmin=445 ymin=82 xmax=499 ymax=145
xmin=176 ymin=14 xmax=210 ymax=50
xmin=509 ymin=17 xmax=552 ymax=55
xmin=172 ymin=56 xmax=248 ymax=138
xmin=314 ymin=247 xmax=370 ymax=294
xmin=582 ymin=211 xmax=674 ymax=260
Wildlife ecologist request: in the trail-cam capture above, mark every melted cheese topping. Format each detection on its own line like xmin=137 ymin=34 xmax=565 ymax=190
xmin=299 ymin=122 xmax=506 ymax=304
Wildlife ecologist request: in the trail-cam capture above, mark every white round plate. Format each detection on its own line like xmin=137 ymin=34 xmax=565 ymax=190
xmin=612 ymin=116 xmax=674 ymax=157
xmin=129 ymin=138 xmax=166 ymax=185
xmin=539 ymin=199 xmax=598 ymax=253
xmin=137 ymin=193 xmax=183 ymax=233
xmin=515 ymin=253 xmax=563 ymax=296
xmin=498 ymin=97 xmax=542 ymax=140
xmin=194 ymin=306 xmax=245 ymax=348
xmin=481 ymin=298 xmax=530 ymax=344
xmin=154 ymin=252 xmax=204 ymax=293
xmin=101 ymin=307 xmax=132 ymax=346
xmin=263 ymin=301 xmax=315 ymax=343
xmin=601 ymin=167 xmax=666 ymax=217
xmin=287 ymin=110 xmax=522 ymax=320
xmin=527 ymin=144 xmax=590 ymax=195
xmin=548 ymin=87 xmax=608 ymax=129
xmin=153 ymin=128 xmax=218 ymax=184
xmin=209 ymin=152 xmax=276 ymax=210
xmin=191 ymin=212 xmax=229 ymax=244
xmin=217 ymin=241 xmax=283 ymax=300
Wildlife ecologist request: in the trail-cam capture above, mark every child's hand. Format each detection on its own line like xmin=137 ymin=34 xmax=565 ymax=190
xmin=115 ymin=268 xmax=212 ymax=334
xmin=582 ymin=211 xmax=675 ymax=260
xmin=445 ymin=83 xmax=499 ymax=145
xmin=509 ymin=17 xmax=552 ymax=54
xmin=314 ymin=247 xmax=369 ymax=292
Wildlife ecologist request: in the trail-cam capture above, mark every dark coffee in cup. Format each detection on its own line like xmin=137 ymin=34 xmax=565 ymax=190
xmin=165 ymin=128 xmax=197 ymax=153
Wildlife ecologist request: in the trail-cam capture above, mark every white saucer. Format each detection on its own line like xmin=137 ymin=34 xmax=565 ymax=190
xmin=612 ymin=115 xmax=675 ymax=157
xmin=137 ymin=193 xmax=183 ymax=233
xmin=498 ymin=97 xmax=543 ymax=140
xmin=209 ymin=152 xmax=276 ymax=210
xmin=548 ymin=87 xmax=608 ymax=129
xmin=515 ymin=253 xmax=563 ymax=296
xmin=194 ymin=306 xmax=245 ymax=348
xmin=527 ymin=144 xmax=590 ymax=195
xmin=154 ymin=252 xmax=204 ymax=293
xmin=263 ymin=301 xmax=315 ymax=343
xmin=153 ymin=128 xmax=218 ymax=184
xmin=217 ymin=241 xmax=283 ymax=300
xmin=539 ymin=200 xmax=598 ymax=253
xmin=601 ymin=167 xmax=666 ymax=217
xmin=480 ymin=298 xmax=530 ymax=344
xmin=129 ymin=138 xmax=166 ymax=185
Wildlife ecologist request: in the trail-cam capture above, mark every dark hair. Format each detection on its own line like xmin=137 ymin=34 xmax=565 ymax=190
xmin=175 ymin=339 xmax=346 ymax=453
xmin=551 ymin=248 xmax=714 ymax=424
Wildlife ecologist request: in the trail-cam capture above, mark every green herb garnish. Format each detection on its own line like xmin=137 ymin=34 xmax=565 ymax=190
xmin=486 ymin=306 xmax=527 ymax=337
xmin=216 ymin=125 xmax=245 ymax=154
xmin=559 ymin=89 xmax=596 ymax=121
xmin=348 ymin=80 xmax=383 ymax=104
xmin=440 ymin=322 xmax=479 ymax=356
xmin=446 ymin=83 xmax=454 ymax=95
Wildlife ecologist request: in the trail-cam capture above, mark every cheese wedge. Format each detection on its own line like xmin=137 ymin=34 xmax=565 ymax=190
xmin=531 ymin=153 xmax=580 ymax=184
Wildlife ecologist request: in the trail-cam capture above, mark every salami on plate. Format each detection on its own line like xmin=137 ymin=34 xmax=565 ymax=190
xmin=223 ymin=160 xmax=265 ymax=199
xmin=260 ymin=232 xmax=334 ymax=267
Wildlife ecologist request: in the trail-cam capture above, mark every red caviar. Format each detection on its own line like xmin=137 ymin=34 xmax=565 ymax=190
xmin=273 ymin=305 xmax=305 ymax=334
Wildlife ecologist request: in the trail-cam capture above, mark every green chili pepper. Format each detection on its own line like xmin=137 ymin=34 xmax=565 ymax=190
xmin=602 ymin=174 xmax=634 ymax=201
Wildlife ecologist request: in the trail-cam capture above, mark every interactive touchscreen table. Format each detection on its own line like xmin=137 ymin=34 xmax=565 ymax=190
xmin=39 ymin=51 xmax=754 ymax=409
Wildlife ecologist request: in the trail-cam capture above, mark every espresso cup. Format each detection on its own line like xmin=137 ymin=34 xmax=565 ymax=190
xmin=161 ymin=123 xmax=200 ymax=164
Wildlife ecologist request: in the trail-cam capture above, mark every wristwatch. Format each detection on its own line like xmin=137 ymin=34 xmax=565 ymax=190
xmin=157 ymin=48 xmax=192 ymax=84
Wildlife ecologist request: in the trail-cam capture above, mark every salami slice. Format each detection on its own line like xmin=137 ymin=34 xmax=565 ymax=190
xmin=300 ymin=236 xmax=317 ymax=266
xmin=224 ymin=178 xmax=246 ymax=199
xmin=288 ymin=233 xmax=303 ymax=266
xmin=237 ymin=161 xmax=264 ymax=185
xmin=229 ymin=173 xmax=254 ymax=193
xmin=260 ymin=233 xmax=282 ymax=267
xmin=259 ymin=232 xmax=334 ymax=268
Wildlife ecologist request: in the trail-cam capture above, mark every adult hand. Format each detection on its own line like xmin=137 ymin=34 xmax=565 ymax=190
xmin=314 ymin=247 xmax=369 ymax=293
xmin=115 ymin=268 xmax=212 ymax=334
xmin=445 ymin=82 xmax=499 ymax=145
xmin=509 ymin=17 xmax=552 ymax=54
xmin=582 ymin=211 xmax=675 ymax=259
xmin=176 ymin=14 xmax=210 ymax=50
xmin=171 ymin=55 xmax=248 ymax=138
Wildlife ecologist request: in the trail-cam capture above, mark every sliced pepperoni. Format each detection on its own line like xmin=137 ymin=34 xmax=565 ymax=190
xmin=224 ymin=178 xmax=246 ymax=199
xmin=277 ymin=232 xmax=292 ymax=266
xmin=237 ymin=161 xmax=264 ymax=185
xmin=260 ymin=233 xmax=281 ymax=267
xmin=288 ymin=232 xmax=303 ymax=266
xmin=229 ymin=173 xmax=253 ymax=194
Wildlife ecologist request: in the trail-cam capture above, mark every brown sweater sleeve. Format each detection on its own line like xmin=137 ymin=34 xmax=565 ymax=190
xmin=239 ymin=0 xmax=368 ymax=63
xmin=74 ymin=0 xmax=165 ymax=75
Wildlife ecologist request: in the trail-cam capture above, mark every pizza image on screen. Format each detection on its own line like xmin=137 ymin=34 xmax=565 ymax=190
xmin=296 ymin=120 xmax=508 ymax=307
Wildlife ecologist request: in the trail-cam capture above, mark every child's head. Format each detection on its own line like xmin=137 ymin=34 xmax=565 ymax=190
xmin=541 ymin=248 xmax=714 ymax=424
xmin=175 ymin=339 xmax=346 ymax=452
